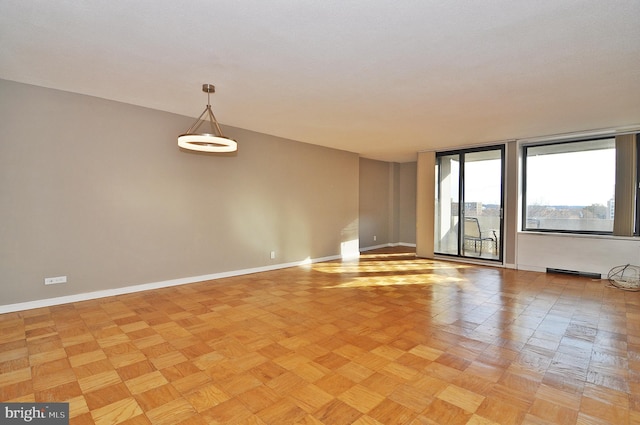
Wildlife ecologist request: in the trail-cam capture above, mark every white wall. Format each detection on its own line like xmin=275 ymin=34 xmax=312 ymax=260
xmin=517 ymin=232 xmax=640 ymax=277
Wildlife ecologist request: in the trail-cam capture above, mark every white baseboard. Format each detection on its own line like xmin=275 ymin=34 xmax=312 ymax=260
xmin=360 ymin=242 xmax=416 ymax=252
xmin=515 ymin=264 xmax=546 ymax=273
xmin=0 ymin=254 xmax=342 ymax=314
xmin=360 ymin=243 xmax=392 ymax=252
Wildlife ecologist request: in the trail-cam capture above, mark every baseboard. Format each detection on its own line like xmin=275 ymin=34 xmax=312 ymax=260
xmin=516 ymin=264 xmax=546 ymax=273
xmin=360 ymin=242 xmax=416 ymax=252
xmin=361 ymin=243 xmax=392 ymax=252
xmin=0 ymin=254 xmax=342 ymax=314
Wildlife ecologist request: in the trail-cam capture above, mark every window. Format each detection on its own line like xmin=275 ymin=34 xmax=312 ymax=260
xmin=522 ymin=138 xmax=616 ymax=233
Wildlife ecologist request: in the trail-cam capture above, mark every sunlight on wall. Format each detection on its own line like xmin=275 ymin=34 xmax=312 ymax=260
xmin=341 ymin=218 xmax=360 ymax=260
xmin=341 ymin=239 xmax=360 ymax=260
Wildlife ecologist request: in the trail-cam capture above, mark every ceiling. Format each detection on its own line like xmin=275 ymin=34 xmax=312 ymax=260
xmin=1 ymin=1 xmax=639 ymax=162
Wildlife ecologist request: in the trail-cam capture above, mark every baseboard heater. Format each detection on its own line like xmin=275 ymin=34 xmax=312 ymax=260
xmin=546 ymin=267 xmax=601 ymax=279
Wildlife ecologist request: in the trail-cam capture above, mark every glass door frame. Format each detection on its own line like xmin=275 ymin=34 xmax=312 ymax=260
xmin=435 ymin=144 xmax=505 ymax=262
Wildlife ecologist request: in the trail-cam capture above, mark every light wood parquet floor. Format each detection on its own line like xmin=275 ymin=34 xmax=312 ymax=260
xmin=1 ymin=247 xmax=639 ymax=424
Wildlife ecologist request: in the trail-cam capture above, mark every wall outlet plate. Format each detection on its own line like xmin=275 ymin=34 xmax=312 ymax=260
xmin=45 ymin=276 xmax=67 ymax=285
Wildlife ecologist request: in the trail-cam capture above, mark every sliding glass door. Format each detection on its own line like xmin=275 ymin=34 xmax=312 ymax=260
xmin=435 ymin=146 xmax=504 ymax=261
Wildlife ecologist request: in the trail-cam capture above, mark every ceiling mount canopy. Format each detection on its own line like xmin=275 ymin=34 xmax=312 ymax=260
xmin=178 ymin=84 xmax=237 ymax=153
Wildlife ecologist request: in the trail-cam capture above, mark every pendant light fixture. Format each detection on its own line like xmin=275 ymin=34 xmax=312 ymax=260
xmin=178 ymin=84 xmax=237 ymax=152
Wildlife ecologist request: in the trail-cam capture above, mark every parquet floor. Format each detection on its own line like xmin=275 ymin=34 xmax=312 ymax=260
xmin=1 ymin=247 xmax=639 ymax=424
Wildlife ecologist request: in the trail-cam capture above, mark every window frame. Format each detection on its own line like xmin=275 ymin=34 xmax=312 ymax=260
xmin=636 ymin=133 xmax=640 ymax=236
xmin=521 ymin=136 xmax=616 ymax=235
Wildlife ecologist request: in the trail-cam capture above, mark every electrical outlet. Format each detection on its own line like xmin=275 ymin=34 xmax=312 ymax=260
xmin=270 ymin=251 xmax=276 ymax=259
xmin=44 ymin=276 xmax=67 ymax=285
xmin=373 ymin=235 xmax=377 ymax=241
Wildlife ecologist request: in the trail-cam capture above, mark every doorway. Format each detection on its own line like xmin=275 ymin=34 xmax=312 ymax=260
xmin=435 ymin=146 xmax=504 ymax=261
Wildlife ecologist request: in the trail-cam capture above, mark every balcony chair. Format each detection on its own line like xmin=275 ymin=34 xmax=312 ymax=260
xmin=463 ymin=217 xmax=497 ymax=255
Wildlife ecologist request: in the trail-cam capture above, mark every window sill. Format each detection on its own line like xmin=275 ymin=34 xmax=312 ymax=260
xmin=518 ymin=231 xmax=639 ymax=242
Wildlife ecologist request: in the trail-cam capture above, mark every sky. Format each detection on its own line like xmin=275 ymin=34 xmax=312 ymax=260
xmin=525 ymin=149 xmax=615 ymax=206
xmin=448 ymin=149 xmax=616 ymax=207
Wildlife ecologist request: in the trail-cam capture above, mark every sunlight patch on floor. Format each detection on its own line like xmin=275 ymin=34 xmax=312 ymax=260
xmin=322 ymin=273 xmax=466 ymax=289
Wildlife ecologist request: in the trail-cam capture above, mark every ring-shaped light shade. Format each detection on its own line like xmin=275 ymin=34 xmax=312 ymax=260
xmin=179 ymin=84 xmax=237 ymax=153
xmin=178 ymin=134 xmax=237 ymax=152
